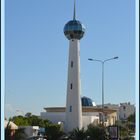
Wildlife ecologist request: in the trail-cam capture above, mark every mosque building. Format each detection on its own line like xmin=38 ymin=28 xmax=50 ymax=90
xmin=41 ymin=96 xmax=117 ymax=132
xmin=40 ymin=1 xmax=117 ymax=132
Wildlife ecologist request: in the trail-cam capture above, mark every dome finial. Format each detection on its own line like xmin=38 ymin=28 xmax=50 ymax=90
xmin=73 ymin=0 xmax=76 ymax=20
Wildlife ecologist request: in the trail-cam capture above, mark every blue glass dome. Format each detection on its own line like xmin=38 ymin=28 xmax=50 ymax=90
xmin=64 ymin=20 xmax=85 ymax=40
xmin=81 ymin=96 xmax=96 ymax=107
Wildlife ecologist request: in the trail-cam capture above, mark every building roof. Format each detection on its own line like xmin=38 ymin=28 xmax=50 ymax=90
xmin=44 ymin=107 xmax=117 ymax=114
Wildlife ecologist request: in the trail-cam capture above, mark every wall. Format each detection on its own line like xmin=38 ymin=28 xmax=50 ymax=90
xmin=40 ymin=112 xmax=66 ymax=124
xmin=40 ymin=112 xmax=99 ymax=130
xmin=82 ymin=112 xmax=99 ymax=129
xmin=119 ymin=103 xmax=135 ymax=120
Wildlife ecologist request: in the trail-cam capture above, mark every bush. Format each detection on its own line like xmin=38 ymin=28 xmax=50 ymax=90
xmin=45 ymin=124 xmax=64 ymax=140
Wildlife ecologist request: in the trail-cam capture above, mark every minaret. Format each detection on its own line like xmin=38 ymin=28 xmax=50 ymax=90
xmin=64 ymin=0 xmax=85 ymax=132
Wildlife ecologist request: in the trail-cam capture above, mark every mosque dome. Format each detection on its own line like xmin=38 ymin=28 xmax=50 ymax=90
xmin=81 ymin=96 xmax=96 ymax=107
xmin=64 ymin=20 xmax=85 ymax=40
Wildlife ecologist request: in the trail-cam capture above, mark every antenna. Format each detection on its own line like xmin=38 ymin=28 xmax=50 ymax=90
xmin=73 ymin=0 xmax=76 ymax=20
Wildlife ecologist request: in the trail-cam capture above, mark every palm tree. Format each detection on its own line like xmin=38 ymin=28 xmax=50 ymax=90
xmin=45 ymin=124 xmax=64 ymax=140
xmin=69 ymin=127 xmax=86 ymax=140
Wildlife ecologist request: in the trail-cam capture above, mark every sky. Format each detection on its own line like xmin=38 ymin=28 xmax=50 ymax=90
xmin=5 ymin=0 xmax=136 ymax=118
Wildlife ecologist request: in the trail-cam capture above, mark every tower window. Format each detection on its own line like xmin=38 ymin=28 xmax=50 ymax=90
xmin=69 ymin=106 xmax=72 ymax=112
xmin=70 ymin=83 xmax=73 ymax=89
xmin=71 ymin=61 xmax=73 ymax=67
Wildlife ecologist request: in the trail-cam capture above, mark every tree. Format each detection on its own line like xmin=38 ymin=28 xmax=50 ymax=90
xmin=86 ymin=124 xmax=106 ymax=140
xmin=14 ymin=128 xmax=27 ymax=140
xmin=11 ymin=115 xmax=29 ymax=126
xmin=116 ymin=120 xmax=129 ymax=140
xmin=69 ymin=127 xmax=86 ymax=140
xmin=116 ymin=112 xmax=135 ymax=140
xmin=11 ymin=114 xmax=51 ymax=128
xmin=45 ymin=124 xmax=64 ymax=140
xmin=10 ymin=114 xmax=65 ymax=139
xmin=127 ymin=113 xmax=135 ymax=123
xmin=127 ymin=113 xmax=135 ymax=133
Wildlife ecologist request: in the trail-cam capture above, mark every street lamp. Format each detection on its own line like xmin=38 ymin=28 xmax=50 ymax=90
xmin=88 ymin=56 xmax=119 ymax=125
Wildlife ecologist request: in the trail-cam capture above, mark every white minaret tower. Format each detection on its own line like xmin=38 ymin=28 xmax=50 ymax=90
xmin=64 ymin=0 xmax=85 ymax=132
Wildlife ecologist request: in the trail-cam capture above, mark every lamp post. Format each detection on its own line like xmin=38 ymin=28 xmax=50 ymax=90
xmin=88 ymin=56 xmax=118 ymax=126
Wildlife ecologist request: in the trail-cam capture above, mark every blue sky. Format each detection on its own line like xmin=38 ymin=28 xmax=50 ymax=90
xmin=5 ymin=0 xmax=135 ymax=118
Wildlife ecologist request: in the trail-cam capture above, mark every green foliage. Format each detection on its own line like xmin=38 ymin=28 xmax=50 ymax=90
xmin=10 ymin=113 xmax=65 ymax=140
xmin=86 ymin=124 xmax=106 ymax=140
xmin=11 ymin=114 xmax=51 ymax=128
xmin=70 ymin=127 xmax=86 ymax=140
xmin=45 ymin=124 xmax=64 ymax=140
xmin=27 ymin=115 xmax=52 ymax=127
xmin=10 ymin=114 xmax=63 ymax=139
xmin=11 ymin=115 xmax=29 ymax=126
xmin=127 ymin=113 xmax=135 ymax=123
xmin=14 ymin=128 xmax=27 ymax=140
xmin=65 ymin=125 xmax=108 ymax=140
xmin=113 ymin=113 xmax=135 ymax=140
xmin=27 ymin=115 xmax=42 ymax=126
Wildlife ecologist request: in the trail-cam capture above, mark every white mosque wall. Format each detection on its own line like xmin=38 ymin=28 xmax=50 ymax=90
xmin=40 ymin=112 xmax=66 ymax=124
xmin=82 ymin=112 xmax=99 ymax=129
xmin=40 ymin=111 xmax=99 ymax=130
